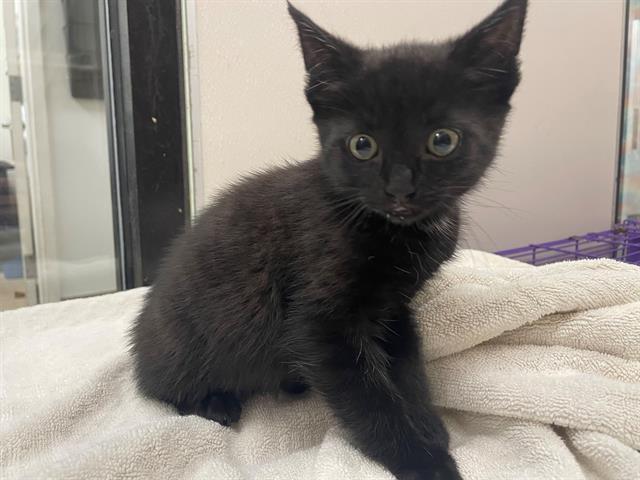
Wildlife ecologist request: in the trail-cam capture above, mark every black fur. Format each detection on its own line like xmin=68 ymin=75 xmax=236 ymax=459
xmin=131 ymin=1 xmax=527 ymax=478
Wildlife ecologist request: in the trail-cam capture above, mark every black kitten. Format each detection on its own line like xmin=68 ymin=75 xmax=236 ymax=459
xmin=131 ymin=1 xmax=527 ymax=478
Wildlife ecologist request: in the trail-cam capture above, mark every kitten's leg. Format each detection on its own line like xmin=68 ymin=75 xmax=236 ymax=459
xmin=177 ymin=390 xmax=242 ymax=426
xmin=389 ymin=340 xmax=461 ymax=479
xmin=308 ymin=333 xmax=461 ymax=480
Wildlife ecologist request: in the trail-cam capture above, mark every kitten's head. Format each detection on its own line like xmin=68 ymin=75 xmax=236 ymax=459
xmin=289 ymin=0 xmax=527 ymax=225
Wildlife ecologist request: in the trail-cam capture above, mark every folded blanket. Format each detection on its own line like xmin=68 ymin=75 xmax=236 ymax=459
xmin=1 ymin=250 xmax=639 ymax=479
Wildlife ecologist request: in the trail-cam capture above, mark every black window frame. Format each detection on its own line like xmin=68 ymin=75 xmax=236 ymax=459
xmin=102 ymin=0 xmax=190 ymax=289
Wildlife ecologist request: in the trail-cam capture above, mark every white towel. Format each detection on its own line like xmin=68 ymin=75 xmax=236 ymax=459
xmin=1 ymin=250 xmax=639 ymax=479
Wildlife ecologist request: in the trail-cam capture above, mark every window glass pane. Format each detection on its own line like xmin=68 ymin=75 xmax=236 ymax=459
xmin=619 ymin=0 xmax=640 ymax=220
xmin=0 ymin=0 xmax=117 ymax=311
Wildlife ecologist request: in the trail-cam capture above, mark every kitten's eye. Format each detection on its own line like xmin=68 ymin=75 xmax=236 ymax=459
xmin=348 ymin=134 xmax=378 ymax=160
xmin=427 ymin=129 xmax=460 ymax=157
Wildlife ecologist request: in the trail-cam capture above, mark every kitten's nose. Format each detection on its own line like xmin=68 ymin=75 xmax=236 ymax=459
xmin=385 ymin=164 xmax=415 ymax=200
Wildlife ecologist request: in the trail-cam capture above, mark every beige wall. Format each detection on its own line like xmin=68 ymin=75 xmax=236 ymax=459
xmin=191 ymin=0 xmax=624 ymax=250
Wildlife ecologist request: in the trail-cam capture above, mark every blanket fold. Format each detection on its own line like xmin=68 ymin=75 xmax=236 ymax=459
xmin=1 ymin=250 xmax=639 ymax=479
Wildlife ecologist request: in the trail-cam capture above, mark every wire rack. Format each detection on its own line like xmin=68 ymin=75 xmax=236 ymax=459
xmin=496 ymin=219 xmax=640 ymax=266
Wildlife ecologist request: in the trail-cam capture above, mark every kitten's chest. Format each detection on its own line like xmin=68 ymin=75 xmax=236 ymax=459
xmin=349 ymin=233 xmax=437 ymax=297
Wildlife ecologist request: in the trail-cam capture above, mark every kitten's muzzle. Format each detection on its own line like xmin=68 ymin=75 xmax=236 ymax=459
xmin=384 ymin=164 xmax=416 ymax=200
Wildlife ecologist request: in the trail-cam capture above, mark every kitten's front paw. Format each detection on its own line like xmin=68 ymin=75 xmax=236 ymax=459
xmin=397 ymin=451 xmax=462 ymax=480
xmin=177 ymin=391 xmax=242 ymax=427
xmin=427 ymin=460 xmax=463 ymax=480
xmin=398 ymin=465 xmax=461 ymax=480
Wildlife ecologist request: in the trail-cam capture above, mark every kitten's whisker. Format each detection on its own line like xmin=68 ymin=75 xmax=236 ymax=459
xmin=347 ymin=205 xmax=368 ymax=229
xmin=471 ymin=194 xmax=525 ymax=214
xmin=377 ymin=319 xmax=399 ymax=337
xmin=327 ymin=193 xmax=361 ymax=207
xmin=394 ymin=265 xmax=412 ymax=275
xmin=307 ymin=79 xmax=333 ymax=92
xmin=331 ymin=200 xmax=359 ymax=212
xmin=307 ymin=61 xmax=325 ymax=73
xmin=334 ymin=203 xmax=356 ymax=217
xmin=460 ymin=215 xmax=499 ymax=250
xmin=337 ymin=202 xmax=365 ymax=229
xmin=351 ymin=205 xmax=369 ymax=230
xmin=479 ymin=67 xmax=508 ymax=74
xmin=473 ymin=70 xmax=499 ymax=79
xmin=462 ymin=196 xmax=525 ymax=219
xmin=465 ymin=201 xmax=522 ymax=219
xmin=314 ymin=104 xmax=350 ymax=115
xmin=397 ymin=291 xmax=412 ymax=302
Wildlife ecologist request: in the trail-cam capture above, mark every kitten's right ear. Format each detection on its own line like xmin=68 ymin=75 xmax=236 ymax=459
xmin=288 ymin=2 xmax=360 ymax=110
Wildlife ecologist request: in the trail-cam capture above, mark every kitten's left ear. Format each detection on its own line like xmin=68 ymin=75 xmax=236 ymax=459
xmin=454 ymin=0 xmax=528 ymax=62
xmin=452 ymin=0 xmax=528 ymax=99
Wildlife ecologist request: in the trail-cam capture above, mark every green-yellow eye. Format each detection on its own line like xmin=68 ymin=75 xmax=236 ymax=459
xmin=427 ymin=129 xmax=460 ymax=157
xmin=348 ymin=134 xmax=378 ymax=160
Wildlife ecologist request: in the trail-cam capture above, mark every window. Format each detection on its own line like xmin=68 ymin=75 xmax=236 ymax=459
xmin=618 ymin=0 xmax=640 ymax=221
xmin=0 ymin=0 xmax=189 ymax=311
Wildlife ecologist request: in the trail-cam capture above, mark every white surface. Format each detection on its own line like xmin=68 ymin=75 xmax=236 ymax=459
xmin=189 ymin=0 xmax=625 ymax=251
xmin=2 ymin=250 xmax=639 ymax=479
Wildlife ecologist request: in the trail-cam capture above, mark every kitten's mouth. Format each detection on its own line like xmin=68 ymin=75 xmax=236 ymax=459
xmin=382 ymin=202 xmax=424 ymax=225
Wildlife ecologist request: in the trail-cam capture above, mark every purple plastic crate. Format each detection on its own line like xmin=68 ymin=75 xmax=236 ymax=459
xmin=496 ymin=219 xmax=640 ymax=266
